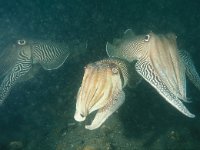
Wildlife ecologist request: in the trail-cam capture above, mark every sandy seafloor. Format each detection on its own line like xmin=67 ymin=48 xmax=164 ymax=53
xmin=0 ymin=0 xmax=200 ymax=150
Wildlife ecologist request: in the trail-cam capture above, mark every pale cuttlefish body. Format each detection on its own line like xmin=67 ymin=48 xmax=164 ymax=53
xmin=74 ymin=58 xmax=129 ymax=130
xmin=106 ymin=29 xmax=200 ymax=118
xmin=0 ymin=39 xmax=70 ymax=104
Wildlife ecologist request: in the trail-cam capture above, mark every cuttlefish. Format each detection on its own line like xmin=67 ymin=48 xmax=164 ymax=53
xmin=106 ymin=29 xmax=200 ymax=118
xmin=0 ymin=39 xmax=70 ymax=104
xmin=74 ymin=58 xmax=129 ymax=130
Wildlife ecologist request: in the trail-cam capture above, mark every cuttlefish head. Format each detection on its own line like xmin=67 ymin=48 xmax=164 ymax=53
xmin=0 ymin=39 xmax=30 ymax=78
xmin=0 ymin=39 xmax=33 ymax=104
xmin=106 ymin=29 xmax=154 ymax=61
xmin=12 ymin=39 xmax=32 ymax=58
xmin=74 ymin=58 xmax=128 ymax=126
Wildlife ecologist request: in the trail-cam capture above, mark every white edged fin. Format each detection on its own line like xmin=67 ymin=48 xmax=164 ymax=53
xmin=135 ymin=60 xmax=195 ymax=118
xmin=123 ymin=29 xmax=136 ymax=39
xmin=40 ymin=51 xmax=70 ymax=70
xmin=106 ymin=42 xmax=118 ymax=58
xmin=32 ymin=43 xmax=70 ymax=70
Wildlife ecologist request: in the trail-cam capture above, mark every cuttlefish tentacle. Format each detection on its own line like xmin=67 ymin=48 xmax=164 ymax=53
xmin=74 ymin=58 xmax=128 ymax=130
xmin=106 ymin=29 xmax=200 ymax=117
xmin=0 ymin=46 xmax=32 ymax=104
xmin=135 ymin=59 xmax=195 ymax=118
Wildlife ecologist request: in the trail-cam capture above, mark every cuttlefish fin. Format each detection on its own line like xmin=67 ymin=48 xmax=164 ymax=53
xmin=85 ymin=90 xmax=125 ymax=130
xmin=0 ymin=57 xmax=32 ymax=104
xmin=106 ymin=33 xmax=138 ymax=62
xmin=123 ymin=29 xmax=136 ymax=39
xmin=106 ymin=30 xmax=136 ymax=58
xmin=40 ymin=56 xmax=69 ymax=70
xmin=109 ymin=29 xmax=136 ymax=49
xmin=106 ymin=42 xmax=118 ymax=58
xmin=135 ymin=59 xmax=195 ymax=118
xmin=181 ymin=50 xmax=200 ymax=91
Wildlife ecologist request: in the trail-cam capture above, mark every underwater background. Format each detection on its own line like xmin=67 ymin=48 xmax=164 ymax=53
xmin=0 ymin=0 xmax=200 ymax=149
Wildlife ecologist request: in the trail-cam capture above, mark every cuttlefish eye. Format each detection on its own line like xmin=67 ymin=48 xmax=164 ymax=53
xmin=17 ymin=39 xmax=26 ymax=45
xmin=111 ymin=67 xmax=119 ymax=74
xmin=144 ymin=34 xmax=150 ymax=42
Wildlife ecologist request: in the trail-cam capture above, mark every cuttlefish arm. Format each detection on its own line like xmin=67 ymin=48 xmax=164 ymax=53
xmin=135 ymin=59 xmax=195 ymax=118
xmin=85 ymin=90 xmax=125 ymax=130
xmin=0 ymin=48 xmax=32 ymax=104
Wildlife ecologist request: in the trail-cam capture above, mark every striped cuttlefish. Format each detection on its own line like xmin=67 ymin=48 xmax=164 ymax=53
xmin=74 ymin=58 xmax=129 ymax=130
xmin=106 ymin=29 xmax=200 ymax=118
xmin=0 ymin=39 xmax=70 ymax=104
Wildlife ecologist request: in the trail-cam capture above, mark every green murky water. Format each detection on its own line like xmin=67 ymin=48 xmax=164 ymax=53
xmin=0 ymin=0 xmax=200 ymax=149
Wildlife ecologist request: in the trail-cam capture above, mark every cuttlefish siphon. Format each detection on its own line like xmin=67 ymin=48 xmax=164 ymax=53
xmin=0 ymin=39 xmax=70 ymax=104
xmin=106 ymin=29 xmax=200 ymax=118
xmin=74 ymin=58 xmax=129 ymax=130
